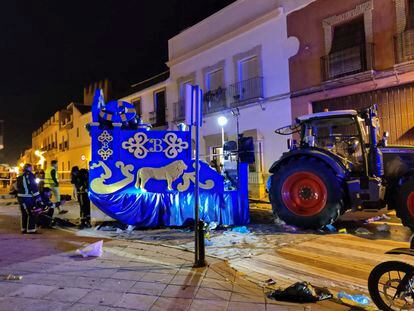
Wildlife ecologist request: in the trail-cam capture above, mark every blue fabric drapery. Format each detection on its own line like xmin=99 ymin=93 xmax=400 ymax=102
xmin=89 ymin=190 xmax=249 ymax=227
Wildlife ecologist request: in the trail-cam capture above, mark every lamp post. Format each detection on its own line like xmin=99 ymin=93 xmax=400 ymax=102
xmin=217 ymin=116 xmax=228 ymax=163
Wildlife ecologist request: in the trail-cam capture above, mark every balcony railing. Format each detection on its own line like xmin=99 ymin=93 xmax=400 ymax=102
xmin=395 ymin=29 xmax=414 ymax=63
xmin=203 ymin=87 xmax=227 ymax=114
xmin=228 ymin=77 xmax=264 ymax=107
xmin=321 ymin=43 xmax=374 ymax=81
xmin=172 ymin=77 xmax=264 ymax=121
xmin=173 ymin=100 xmax=186 ymax=121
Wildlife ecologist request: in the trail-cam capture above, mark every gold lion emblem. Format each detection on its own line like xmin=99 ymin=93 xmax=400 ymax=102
xmin=135 ymin=160 xmax=188 ymax=191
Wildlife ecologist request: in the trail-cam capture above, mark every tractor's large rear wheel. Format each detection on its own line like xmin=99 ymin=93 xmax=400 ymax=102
xmin=270 ymin=157 xmax=345 ymax=229
xmin=395 ymin=178 xmax=414 ymax=231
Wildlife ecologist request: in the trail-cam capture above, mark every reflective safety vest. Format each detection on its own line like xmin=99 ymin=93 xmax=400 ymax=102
xmin=44 ymin=167 xmax=59 ymax=187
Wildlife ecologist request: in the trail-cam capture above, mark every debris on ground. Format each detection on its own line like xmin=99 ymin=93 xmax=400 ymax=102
xmin=264 ymin=278 xmax=276 ymax=285
xmin=376 ymin=223 xmax=390 ymax=232
xmin=115 ymin=228 xmax=123 ymax=234
xmin=53 ymin=217 xmax=77 ymax=227
xmin=96 ymin=221 xmax=127 ymax=231
xmin=204 ymin=239 xmax=213 ymax=246
xmin=324 ymin=224 xmax=337 ymax=232
xmin=364 ymin=214 xmax=391 ymax=224
xmin=267 ymin=281 xmax=333 ymax=303
xmin=231 ymin=226 xmax=250 ymax=234
xmin=274 ymin=218 xmax=298 ymax=232
xmin=207 ymin=222 xmax=218 ymax=231
xmin=354 ymin=227 xmax=373 ymax=235
xmin=126 ymin=225 xmax=135 ymax=232
xmin=338 ymin=228 xmax=347 ymax=234
xmin=75 ymin=240 xmax=103 ymax=258
xmin=2 ymin=274 xmax=23 ymax=281
xmin=97 ymin=226 xmax=116 ymax=231
xmin=337 ymin=291 xmax=371 ymax=308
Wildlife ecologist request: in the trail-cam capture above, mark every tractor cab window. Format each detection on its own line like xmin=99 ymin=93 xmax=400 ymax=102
xmin=303 ymin=117 xmax=364 ymax=171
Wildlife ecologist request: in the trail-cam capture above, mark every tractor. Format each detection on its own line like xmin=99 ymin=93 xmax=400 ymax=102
xmin=268 ymin=105 xmax=414 ymax=230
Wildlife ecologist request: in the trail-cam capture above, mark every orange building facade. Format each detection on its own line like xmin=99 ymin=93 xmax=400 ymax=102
xmin=287 ymin=0 xmax=414 ymax=145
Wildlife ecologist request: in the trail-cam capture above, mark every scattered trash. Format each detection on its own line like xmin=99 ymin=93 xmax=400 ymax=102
xmin=354 ymin=227 xmax=373 ymax=235
xmin=267 ymin=282 xmax=333 ymax=303
xmin=178 ymin=228 xmax=192 ymax=233
xmin=75 ymin=240 xmax=103 ymax=258
xmin=53 ymin=217 xmax=76 ymax=227
xmin=324 ymin=224 xmax=337 ymax=232
xmin=376 ymin=223 xmax=390 ymax=232
xmin=338 ymin=228 xmax=347 ymax=234
xmin=126 ymin=225 xmax=135 ymax=232
xmin=274 ymin=218 xmax=298 ymax=232
xmin=115 ymin=228 xmax=123 ymax=234
xmin=283 ymin=224 xmax=298 ymax=232
xmin=364 ymin=214 xmax=391 ymax=224
xmin=204 ymin=239 xmax=213 ymax=246
xmin=96 ymin=226 xmax=116 ymax=231
xmin=204 ymin=231 xmax=211 ymax=240
xmin=207 ymin=222 xmax=218 ymax=231
xmin=264 ymin=278 xmax=276 ymax=285
xmin=2 ymin=274 xmax=23 ymax=281
xmin=231 ymin=226 xmax=250 ymax=234
xmin=337 ymin=291 xmax=371 ymax=306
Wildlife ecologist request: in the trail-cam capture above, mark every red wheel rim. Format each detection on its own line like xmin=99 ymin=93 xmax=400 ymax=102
xmin=407 ymin=192 xmax=414 ymax=217
xmin=281 ymin=172 xmax=328 ymax=216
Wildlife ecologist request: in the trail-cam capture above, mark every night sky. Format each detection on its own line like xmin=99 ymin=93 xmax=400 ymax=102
xmin=0 ymin=0 xmax=235 ymax=164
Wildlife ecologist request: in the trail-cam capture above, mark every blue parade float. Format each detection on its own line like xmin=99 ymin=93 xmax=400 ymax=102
xmin=88 ymin=89 xmax=249 ymax=227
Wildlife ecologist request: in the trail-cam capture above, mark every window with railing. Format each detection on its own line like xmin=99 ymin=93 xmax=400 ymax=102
xmin=229 ymin=77 xmax=263 ymax=106
xmin=173 ymin=100 xmax=186 ymax=121
xmin=395 ymin=0 xmax=414 ymax=63
xmin=204 ymin=68 xmax=227 ymax=114
xmin=321 ymin=17 xmax=373 ymax=80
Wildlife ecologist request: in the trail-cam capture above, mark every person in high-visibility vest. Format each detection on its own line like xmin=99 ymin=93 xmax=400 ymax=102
xmin=44 ymin=160 xmax=67 ymax=214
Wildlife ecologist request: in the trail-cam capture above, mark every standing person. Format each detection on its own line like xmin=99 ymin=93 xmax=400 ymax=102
xmin=16 ymin=164 xmax=42 ymax=233
xmin=70 ymin=166 xmax=79 ymax=201
xmin=44 ymin=160 xmax=67 ymax=214
xmin=74 ymin=168 xmax=91 ymax=229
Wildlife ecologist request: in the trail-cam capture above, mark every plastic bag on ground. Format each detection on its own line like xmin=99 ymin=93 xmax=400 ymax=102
xmin=231 ymin=226 xmax=250 ymax=234
xmin=75 ymin=240 xmax=103 ymax=258
xmin=267 ymin=281 xmax=333 ymax=303
xmin=337 ymin=291 xmax=370 ymax=306
xmin=376 ymin=223 xmax=390 ymax=232
xmin=324 ymin=224 xmax=337 ymax=232
xmin=207 ymin=221 xmax=218 ymax=231
xmin=354 ymin=227 xmax=373 ymax=235
xmin=364 ymin=214 xmax=391 ymax=224
xmin=2 ymin=274 xmax=23 ymax=280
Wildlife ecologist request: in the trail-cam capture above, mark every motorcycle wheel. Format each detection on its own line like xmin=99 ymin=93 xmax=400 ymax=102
xmin=368 ymin=261 xmax=414 ymax=311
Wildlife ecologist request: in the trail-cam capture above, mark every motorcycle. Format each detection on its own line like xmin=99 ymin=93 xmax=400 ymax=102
xmin=368 ymin=235 xmax=414 ymax=310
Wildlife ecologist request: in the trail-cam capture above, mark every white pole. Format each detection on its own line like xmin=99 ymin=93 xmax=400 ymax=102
xmin=221 ymin=126 xmax=225 ymax=166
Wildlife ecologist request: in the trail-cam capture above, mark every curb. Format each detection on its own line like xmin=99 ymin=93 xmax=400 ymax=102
xmin=0 ymin=194 xmax=14 ymax=200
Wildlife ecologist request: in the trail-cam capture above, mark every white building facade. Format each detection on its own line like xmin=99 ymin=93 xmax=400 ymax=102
xmin=122 ymin=0 xmax=314 ymax=198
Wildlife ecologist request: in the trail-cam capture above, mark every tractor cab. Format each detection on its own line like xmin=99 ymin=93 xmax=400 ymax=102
xmin=296 ymin=110 xmax=368 ymax=174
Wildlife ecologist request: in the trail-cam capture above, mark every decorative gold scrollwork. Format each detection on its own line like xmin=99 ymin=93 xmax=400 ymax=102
xmin=90 ymin=161 xmax=134 ymax=194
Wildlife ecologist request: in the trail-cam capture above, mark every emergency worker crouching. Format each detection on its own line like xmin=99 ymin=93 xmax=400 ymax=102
xmin=36 ymin=187 xmax=66 ymax=228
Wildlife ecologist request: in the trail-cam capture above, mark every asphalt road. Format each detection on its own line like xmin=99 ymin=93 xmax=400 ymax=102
xmin=2 ymin=197 xmax=414 ymax=309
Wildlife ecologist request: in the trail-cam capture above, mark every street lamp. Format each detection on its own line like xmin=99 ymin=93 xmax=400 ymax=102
xmin=217 ymin=116 xmax=228 ymax=151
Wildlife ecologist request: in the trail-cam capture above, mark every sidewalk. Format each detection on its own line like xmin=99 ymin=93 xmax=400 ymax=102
xmin=0 ymin=203 xmax=347 ymax=310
